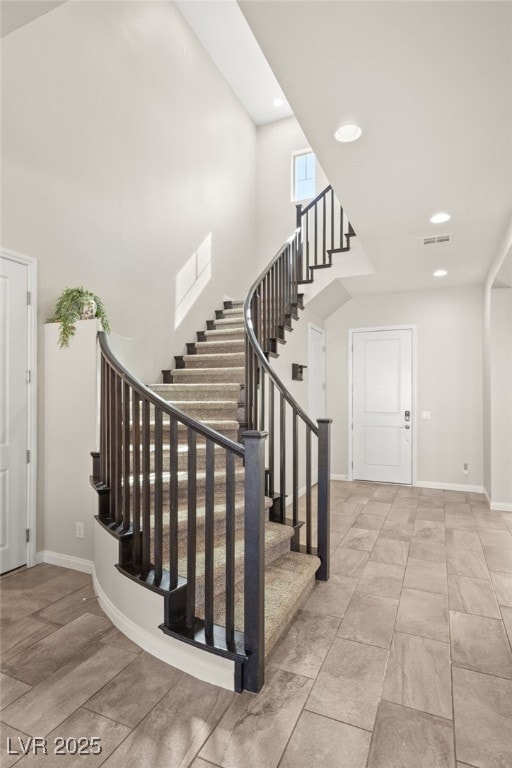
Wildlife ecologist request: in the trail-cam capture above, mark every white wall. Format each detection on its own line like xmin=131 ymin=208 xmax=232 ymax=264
xmin=1 ymin=1 xmax=258 ymax=552
xmin=490 ymin=288 xmax=512 ymax=506
xmin=325 ymin=286 xmax=484 ymax=488
xmin=256 ymin=116 xmax=328 ymax=270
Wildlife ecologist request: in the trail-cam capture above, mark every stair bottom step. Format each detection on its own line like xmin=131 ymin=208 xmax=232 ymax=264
xmin=205 ymin=551 xmax=320 ymax=652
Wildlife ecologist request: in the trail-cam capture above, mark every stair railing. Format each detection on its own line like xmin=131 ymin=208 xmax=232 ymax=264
xmin=244 ymin=184 xmax=355 ymax=579
xmin=91 ymin=332 xmax=266 ymax=693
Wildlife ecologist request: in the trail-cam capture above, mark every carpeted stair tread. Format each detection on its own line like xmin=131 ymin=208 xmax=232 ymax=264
xmin=213 ymin=318 xmax=245 ymax=328
xmin=181 ymin=352 xmax=245 ymax=369
xmin=154 ymin=401 xmax=238 ymax=420
xmin=149 ymin=383 xmax=241 ymax=401
xmin=203 ymin=328 xmax=244 ymax=340
xmin=212 ymin=551 xmax=320 ymax=651
xmin=195 ymin=340 xmax=245 ymax=354
xmin=170 ymin=367 xmax=245 ymax=384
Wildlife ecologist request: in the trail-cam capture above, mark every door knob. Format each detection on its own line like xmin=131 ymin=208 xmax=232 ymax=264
xmin=404 ymin=425 xmax=410 ymax=429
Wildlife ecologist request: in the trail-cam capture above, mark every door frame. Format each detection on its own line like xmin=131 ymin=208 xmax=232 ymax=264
xmin=1 ymin=247 xmax=38 ymax=568
xmin=347 ymin=325 xmax=417 ymax=486
xmin=308 ymin=322 xmax=326 ymax=420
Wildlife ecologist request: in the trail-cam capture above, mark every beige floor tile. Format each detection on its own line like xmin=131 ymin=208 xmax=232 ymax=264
xmin=0 ymin=592 xmax=52 ymax=625
xmin=13 ymin=708 xmax=131 ymax=768
xmin=84 ymin=651 xmax=183 ymax=727
xmin=483 ymin=547 xmax=512 ymax=574
xmin=501 ymin=606 xmax=512 ymax=645
xmin=473 ymin=511 xmax=508 ymax=530
xmin=198 ymin=667 xmax=310 ymax=768
xmin=416 ymin=507 xmax=445 ymax=523
xmin=330 ymin=513 xmax=355 ymax=535
xmin=450 ymin=611 xmax=512 ymax=679
xmin=0 ymin=564 xmax=62 ymax=590
xmin=447 ymin=550 xmax=489 ymax=579
xmin=446 ymin=529 xmax=483 ymax=553
xmin=1 ymin=613 xmax=112 ymax=686
xmin=0 ymin=721 xmax=31 ymax=768
xmin=445 ymin=512 xmax=476 ymax=531
xmin=413 ymin=520 xmax=446 ymax=543
xmin=444 ymin=503 xmax=472 ymax=515
xmin=448 ymin=575 xmax=501 ymax=618
xmin=330 ymin=530 xmax=348 ymax=552
xmin=189 ymin=760 xmax=217 ymax=768
xmin=35 ymin=584 xmax=104 ymax=625
xmin=0 ymin=673 xmax=31 ymax=710
xmin=356 ymin=561 xmax=405 ymax=599
xmin=100 ymin=627 xmax=143 ymax=654
xmin=268 ymin=610 xmax=340 ymax=679
xmin=20 ymin=570 xmax=91 ymax=604
xmin=1 ymin=644 xmax=136 ymax=736
xmin=404 ymin=558 xmax=448 ymax=595
xmin=382 ymin=632 xmax=452 ymax=719
xmin=337 ymin=592 xmax=398 ymax=649
xmin=306 ymin=638 xmax=388 ymax=731
xmin=390 ymin=497 xmax=419 ymax=510
xmin=479 ymin=529 xmax=512 ymax=549
xmin=386 ymin=507 xmax=417 ymax=524
xmin=370 ymin=539 xmax=410 ymax=567
xmin=279 ymin=710 xmax=370 ymax=768
xmin=490 ymin=571 xmax=512 ymax=607
xmin=453 ymin=666 xmax=512 ymax=768
xmin=0 ymin=616 xmax=58 ymax=662
xmin=378 ymin=521 xmax=414 ymax=542
xmin=330 ymin=548 xmax=370 ymax=579
xmin=341 ymin=527 xmax=379 ymax=552
xmin=367 ymin=700 xmax=455 ymax=768
xmin=395 ymin=588 xmax=449 ymax=642
xmin=409 ymin=539 xmax=447 ymax=563
xmin=418 ymin=497 xmax=445 ymax=510
xmin=302 ymin=574 xmax=357 ymax=618
xmin=354 ymin=513 xmax=385 ymax=531
xmin=443 ymin=491 xmax=467 ymax=503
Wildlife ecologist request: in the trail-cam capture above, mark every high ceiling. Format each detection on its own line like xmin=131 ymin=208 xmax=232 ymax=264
xmin=241 ymin=1 xmax=512 ymax=295
xmin=0 ymin=1 xmax=66 ymax=38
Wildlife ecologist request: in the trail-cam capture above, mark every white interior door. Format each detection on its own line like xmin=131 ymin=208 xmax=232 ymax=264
xmin=0 ymin=257 xmax=29 ymax=573
xmin=352 ymin=328 xmax=412 ymax=484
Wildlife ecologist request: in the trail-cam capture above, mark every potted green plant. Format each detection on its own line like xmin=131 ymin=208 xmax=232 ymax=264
xmin=48 ymin=287 xmax=111 ymax=348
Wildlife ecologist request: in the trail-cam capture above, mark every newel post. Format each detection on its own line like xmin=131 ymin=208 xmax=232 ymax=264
xmin=243 ymin=430 xmax=267 ymax=693
xmin=316 ymin=418 xmax=332 ymax=582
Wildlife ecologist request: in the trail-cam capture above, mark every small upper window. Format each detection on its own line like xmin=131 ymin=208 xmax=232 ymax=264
xmin=293 ymin=150 xmax=315 ymax=202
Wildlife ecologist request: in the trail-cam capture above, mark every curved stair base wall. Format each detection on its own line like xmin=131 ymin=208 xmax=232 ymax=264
xmin=93 ymin=524 xmax=235 ymax=691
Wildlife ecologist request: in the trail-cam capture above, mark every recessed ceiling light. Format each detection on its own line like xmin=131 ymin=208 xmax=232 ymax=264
xmin=433 ymin=269 xmax=448 ymax=277
xmin=430 ymin=212 xmax=451 ymax=224
xmin=273 ymin=98 xmax=284 ymax=107
xmin=334 ymin=123 xmax=362 ymax=143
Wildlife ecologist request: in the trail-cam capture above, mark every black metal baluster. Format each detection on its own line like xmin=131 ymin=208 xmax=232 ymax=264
xmin=279 ymin=394 xmax=286 ymax=524
xmin=114 ymin=373 xmax=122 ymax=525
xmin=225 ymin=450 xmax=235 ymax=650
xmin=330 ymin=188 xmax=334 ymax=250
xmin=316 ymin=419 xmax=332 ymax=581
xmin=100 ymin=356 xmax=106 ymax=482
xmin=204 ymin=439 xmax=215 ymax=644
xmin=133 ymin=391 xmax=141 ymax=566
xmin=142 ymin=399 xmax=151 ymax=575
xmin=322 ymin=193 xmax=326 ymax=265
xmin=306 ymin=425 xmax=312 ymax=553
xmin=186 ymin=428 xmax=197 ymax=629
xmin=154 ymin=408 xmax=163 ymax=586
xmin=269 ymin=382 xmax=275 ymax=496
xmin=314 ymin=201 xmax=318 ymax=266
xmin=123 ymin=381 xmax=131 ymax=532
xmin=169 ymin=417 xmax=178 ymax=589
xmin=305 ymin=210 xmax=310 ymax=277
xmin=292 ymin=411 xmax=299 ymax=549
xmin=108 ymin=366 xmax=115 ymax=518
xmin=243 ymin=430 xmax=266 ymax=693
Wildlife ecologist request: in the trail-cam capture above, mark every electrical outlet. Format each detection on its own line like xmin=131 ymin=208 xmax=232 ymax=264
xmin=76 ymin=522 xmax=84 ymax=539
xmin=462 ymin=463 xmax=469 ymax=475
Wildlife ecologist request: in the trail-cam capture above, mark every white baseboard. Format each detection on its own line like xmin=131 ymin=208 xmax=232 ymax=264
xmin=37 ymin=550 xmax=93 ymax=574
xmin=415 ymin=481 xmax=484 ymax=494
xmin=483 ymin=487 xmax=512 ymax=512
xmin=331 ymin=474 xmax=350 ymax=482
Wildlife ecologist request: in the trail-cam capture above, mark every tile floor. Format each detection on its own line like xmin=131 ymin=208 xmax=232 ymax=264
xmin=1 ymin=481 xmax=512 ymax=768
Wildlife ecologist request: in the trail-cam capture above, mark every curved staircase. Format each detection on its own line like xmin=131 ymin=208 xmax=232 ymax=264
xmin=91 ymin=185 xmax=354 ymax=692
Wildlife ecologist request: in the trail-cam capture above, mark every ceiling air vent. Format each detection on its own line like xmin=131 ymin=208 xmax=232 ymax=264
xmin=422 ymin=234 xmax=451 ymax=246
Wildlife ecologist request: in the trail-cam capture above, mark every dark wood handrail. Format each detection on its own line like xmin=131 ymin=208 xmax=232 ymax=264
xmin=243 ymin=234 xmax=319 ymax=437
xmin=299 ymin=184 xmax=333 ymax=217
xmin=98 ymin=331 xmax=245 ymax=458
